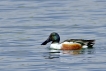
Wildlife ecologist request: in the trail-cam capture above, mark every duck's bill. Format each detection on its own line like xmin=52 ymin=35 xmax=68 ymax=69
xmin=41 ymin=38 xmax=51 ymax=45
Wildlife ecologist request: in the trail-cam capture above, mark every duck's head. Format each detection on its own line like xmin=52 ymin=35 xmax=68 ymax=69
xmin=41 ymin=32 xmax=60 ymax=45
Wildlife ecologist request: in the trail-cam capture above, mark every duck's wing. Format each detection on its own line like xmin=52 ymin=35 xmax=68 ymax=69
xmin=62 ymin=39 xmax=82 ymax=42
xmin=62 ymin=39 xmax=95 ymax=47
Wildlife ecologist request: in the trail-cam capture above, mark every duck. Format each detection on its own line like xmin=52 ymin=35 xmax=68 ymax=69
xmin=41 ymin=32 xmax=95 ymax=50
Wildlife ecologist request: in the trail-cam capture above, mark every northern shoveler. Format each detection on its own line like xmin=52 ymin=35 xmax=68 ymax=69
xmin=41 ymin=32 xmax=95 ymax=50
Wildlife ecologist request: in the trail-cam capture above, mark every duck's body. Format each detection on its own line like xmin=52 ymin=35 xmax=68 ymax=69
xmin=50 ymin=42 xmax=82 ymax=50
xmin=41 ymin=32 xmax=95 ymax=50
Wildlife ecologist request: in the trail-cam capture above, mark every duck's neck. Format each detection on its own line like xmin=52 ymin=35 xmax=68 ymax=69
xmin=52 ymin=41 xmax=59 ymax=44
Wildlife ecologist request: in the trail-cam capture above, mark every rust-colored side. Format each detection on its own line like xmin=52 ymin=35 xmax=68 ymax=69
xmin=61 ymin=43 xmax=82 ymax=50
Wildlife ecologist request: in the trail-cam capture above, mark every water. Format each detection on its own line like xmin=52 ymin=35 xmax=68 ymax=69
xmin=0 ymin=0 xmax=106 ymax=71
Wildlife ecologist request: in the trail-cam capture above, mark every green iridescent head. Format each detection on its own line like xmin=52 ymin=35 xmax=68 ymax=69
xmin=41 ymin=32 xmax=60 ymax=45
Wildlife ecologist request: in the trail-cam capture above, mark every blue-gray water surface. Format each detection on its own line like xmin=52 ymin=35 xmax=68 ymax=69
xmin=0 ymin=0 xmax=106 ymax=71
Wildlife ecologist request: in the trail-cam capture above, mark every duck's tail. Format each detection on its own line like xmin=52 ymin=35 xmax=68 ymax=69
xmin=83 ymin=40 xmax=95 ymax=47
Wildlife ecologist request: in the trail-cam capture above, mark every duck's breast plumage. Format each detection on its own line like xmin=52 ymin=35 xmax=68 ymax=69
xmin=50 ymin=43 xmax=62 ymax=49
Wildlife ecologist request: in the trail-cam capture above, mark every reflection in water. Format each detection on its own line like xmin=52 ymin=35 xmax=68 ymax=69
xmin=44 ymin=49 xmax=60 ymax=59
xmin=45 ymin=47 xmax=95 ymax=59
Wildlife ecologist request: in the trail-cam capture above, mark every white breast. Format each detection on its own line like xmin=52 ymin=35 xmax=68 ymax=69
xmin=50 ymin=43 xmax=62 ymax=49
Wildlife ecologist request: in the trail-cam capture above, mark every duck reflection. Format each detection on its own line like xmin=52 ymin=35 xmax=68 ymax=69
xmin=45 ymin=49 xmax=60 ymax=59
xmin=45 ymin=47 xmax=95 ymax=59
